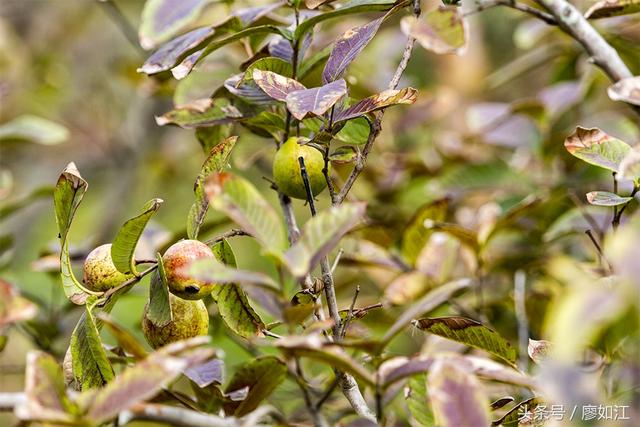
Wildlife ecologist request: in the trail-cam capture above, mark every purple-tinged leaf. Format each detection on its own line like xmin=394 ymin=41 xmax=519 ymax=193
xmin=335 ymin=87 xmax=417 ymax=122
xmin=585 ymin=0 xmax=640 ymax=19
xmin=379 ymin=355 xmax=433 ymax=388
xmin=286 ymin=79 xmax=347 ymax=120
xmin=0 ymin=278 xmax=37 ymax=327
xmin=253 ymin=69 xmax=306 ymax=102
xmin=138 ymin=27 xmax=214 ymax=75
xmin=156 ymin=99 xmax=242 ymax=128
xmin=586 ymin=191 xmax=633 ymax=207
xmin=184 ymin=358 xmax=224 ymax=388
xmin=171 ymin=50 xmax=204 ymax=80
xmin=564 ymin=126 xmax=632 ymax=172
xmin=268 ymin=32 xmax=312 ymax=63
xmin=607 ymin=76 xmax=640 ymax=106
xmin=224 ymin=74 xmax=277 ymax=105
xmin=139 ymin=0 xmax=213 ymax=50
xmin=401 ymin=7 xmax=468 ymax=55
xmin=428 ymin=359 xmax=491 ymax=427
xmin=323 ymin=18 xmax=383 ymax=84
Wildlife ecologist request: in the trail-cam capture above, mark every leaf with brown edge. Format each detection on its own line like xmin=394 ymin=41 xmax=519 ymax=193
xmin=188 ymin=136 xmax=237 ymax=240
xmin=585 ymin=0 xmax=640 ymax=19
xmin=413 ymin=316 xmax=517 ymax=366
xmin=14 ymin=351 xmax=76 ymax=424
xmin=334 ymin=87 xmax=417 ymax=123
xmin=428 ymin=358 xmax=491 ymax=427
xmin=224 ymin=74 xmax=277 ymax=106
xmin=401 ymin=7 xmax=468 ymax=55
xmin=224 ymin=356 xmax=287 ymax=416
xmin=322 ymin=17 xmax=384 ymax=84
xmin=0 ymin=278 xmax=37 ymax=328
xmin=286 ymin=79 xmax=347 ymax=121
xmin=527 ymin=338 xmax=552 ymax=365
xmin=585 ymin=191 xmax=632 ymax=207
xmin=253 ymin=69 xmax=306 ymax=102
xmin=607 ymin=76 xmax=640 ymax=106
xmin=491 ymin=397 xmax=543 ymax=426
xmin=85 ymin=337 xmax=214 ymax=423
xmin=156 ymin=99 xmax=242 ymax=129
xmin=564 ymin=126 xmax=632 ymax=172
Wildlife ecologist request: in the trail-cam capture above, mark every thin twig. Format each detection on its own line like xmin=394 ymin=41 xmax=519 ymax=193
xmin=612 ymin=184 xmax=639 ymax=229
xmin=340 ymin=285 xmax=360 ymax=339
xmin=203 ymin=229 xmax=250 ymax=246
xmin=331 ymin=249 xmax=344 ymax=274
xmin=465 ymin=0 xmax=557 ymax=25
xmin=100 ymin=264 xmax=158 ymax=303
xmin=585 ymin=229 xmax=612 ymax=274
xmin=568 ymin=191 xmax=604 ymax=240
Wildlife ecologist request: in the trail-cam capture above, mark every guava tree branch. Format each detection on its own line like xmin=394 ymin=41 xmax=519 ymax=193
xmin=119 ymin=403 xmax=275 ymax=427
xmin=465 ymin=0 xmax=557 ymax=25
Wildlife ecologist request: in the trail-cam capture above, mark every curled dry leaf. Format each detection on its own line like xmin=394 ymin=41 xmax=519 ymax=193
xmin=401 ymin=7 xmax=467 ymax=55
xmin=607 ymin=76 xmax=640 ymax=106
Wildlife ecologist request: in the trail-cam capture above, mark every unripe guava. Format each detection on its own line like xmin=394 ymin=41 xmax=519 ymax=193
xmin=82 ymin=244 xmax=131 ymax=292
xmin=142 ymin=294 xmax=209 ymax=349
xmin=273 ymin=137 xmax=328 ymax=200
xmin=163 ymin=239 xmax=216 ymax=300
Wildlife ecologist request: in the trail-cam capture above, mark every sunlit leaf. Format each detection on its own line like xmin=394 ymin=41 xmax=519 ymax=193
xmin=111 ymin=198 xmax=162 ymax=276
xmin=322 ymin=17 xmax=384 ymax=84
xmin=283 ymin=202 xmax=366 ymax=277
xmin=606 ymin=214 xmax=640 ymax=286
xmin=564 ymin=126 xmax=631 ymax=172
xmin=286 ymin=79 xmax=347 ymax=120
xmin=329 ymin=146 xmax=357 ymax=164
xmin=147 ymin=254 xmax=172 ymax=328
xmin=528 ymin=338 xmax=552 ymax=365
xmin=0 ymin=115 xmax=69 ymax=145
xmin=585 ymin=0 xmax=640 ymax=19
xmin=607 ymin=76 xmax=640 ymax=106
xmin=204 ymin=172 xmax=287 ymax=254
xmin=585 ymin=191 xmax=632 ymax=207
xmin=97 ymin=313 xmax=148 ymax=360
xmin=243 ymin=56 xmax=293 ymax=81
xmin=253 ymin=69 xmax=306 ymax=102
xmin=138 ymin=26 xmax=215 ymax=75
xmin=401 ymin=198 xmax=448 ymax=266
xmin=0 ymin=278 xmax=38 ymax=328
xmin=406 ymin=374 xmax=435 ymax=426
xmin=210 ymin=239 xmax=265 ymax=339
xmin=428 ymin=359 xmax=491 ymax=427
xmin=156 ymin=98 xmax=242 ymax=128
xmin=139 ymin=0 xmax=213 ymax=50
xmin=285 ymin=290 xmax=318 ymax=325
xmin=224 ymin=73 xmax=276 ymax=106
xmin=401 ymin=7 xmax=467 ymax=55
xmin=334 ymin=88 xmax=418 ymax=123
xmin=188 ymin=136 xmax=237 ymax=240
xmin=224 ymin=356 xmax=287 ymax=416
xmin=413 ymin=316 xmax=517 ymax=366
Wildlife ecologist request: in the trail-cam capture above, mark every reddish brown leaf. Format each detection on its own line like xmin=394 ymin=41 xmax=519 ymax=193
xmin=285 ymin=79 xmax=347 ymax=121
xmin=252 ymin=69 xmax=306 ymax=102
xmin=335 ymin=87 xmax=417 ymax=122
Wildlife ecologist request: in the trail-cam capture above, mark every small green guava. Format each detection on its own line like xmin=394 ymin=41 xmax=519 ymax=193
xmin=82 ymin=243 xmax=131 ymax=292
xmin=142 ymin=294 xmax=209 ymax=349
xmin=273 ymin=137 xmax=328 ymax=200
xmin=163 ymin=239 xmax=216 ymax=300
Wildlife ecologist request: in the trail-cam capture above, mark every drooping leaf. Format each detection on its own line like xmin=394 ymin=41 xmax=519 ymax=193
xmin=427 ymin=359 xmax=491 ymax=427
xmin=283 ymin=202 xmax=366 ymax=277
xmin=253 ymin=69 xmax=306 ymax=102
xmin=70 ymin=298 xmax=115 ymax=390
xmin=156 ymin=98 xmax=242 ymax=128
xmin=413 ymin=316 xmax=517 ymax=366
xmin=400 ymin=198 xmax=448 ymax=266
xmin=224 ymin=356 xmax=287 ymax=416
xmin=210 ymin=239 xmax=265 ymax=339
xmin=111 ymin=198 xmax=163 ymax=276
xmin=53 ymin=163 xmax=97 ymax=303
xmin=585 ymin=0 xmax=640 ymax=19
xmin=184 ymin=258 xmax=280 ymax=292
xmin=286 ymin=79 xmax=347 ymax=121
xmin=139 ymin=0 xmax=213 ymax=50
xmin=97 ymin=313 xmax=148 ymax=360
xmin=14 ymin=351 xmax=76 ymax=424
xmin=334 ymin=88 xmax=418 ymax=123
xmin=204 ymin=172 xmax=287 ymax=254
xmin=585 ymin=191 xmax=633 ymax=207
xmin=401 ymin=7 xmax=467 ymax=55
xmin=85 ymin=337 xmax=213 ymax=423
xmin=380 ymin=278 xmax=471 ymax=349
xmin=0 ymin=115 xmax=69 ymax=145
xmin=406 ymin=374 xmax=435 ymax=426
xmin=617 ymin=148 xmax=640 ymax=181
xmin=184 ymin=357 xmax=224 ymax=388
xmin=138 ymin=26 xmax=215 ymax=75
xmin=0 ymin=278 xmax=38 ymax=328
xmin=322 ymin=17 xmax=384 ymax=84
xmin=188 ymin=136 xmax=237 ymax=240
xmin=607 ymin=76 xmax=640 ymax=106
xmin=564 ymin=126 xmax=632 ymax=172
xmin=147 ymin=253 xmax=173 ymax=328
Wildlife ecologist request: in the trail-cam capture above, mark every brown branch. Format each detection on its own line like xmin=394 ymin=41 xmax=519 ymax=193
xmin=203 ymin=229 xmax=250 ymax=246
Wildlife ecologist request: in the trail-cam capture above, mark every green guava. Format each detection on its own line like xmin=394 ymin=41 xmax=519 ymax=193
xmin=273 ymin=137 xmax=328 ymax=200
xmin=82 ymin=243 xmax=131 ymax=292
xmin=142 ymin=294 xmax=209 ymax=349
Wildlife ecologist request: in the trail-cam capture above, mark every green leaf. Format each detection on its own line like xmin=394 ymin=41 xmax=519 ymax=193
xmin=283 ymin=202 xmax=366 ymax=277
xmin=401 ymin=7 xmax=467 ymax=55
xmin=0 ymin=115 xmax=69 ymax=145
xmin=564 ymin=126 xmax=632 ymax=172
xmin=53 ymin=163 xmax=98 ymax=304
xmin=147 ymin=254 xmax=173 ymax=328
xmin=156 ymin=98 xmax=242 ymax=129
xmin=188 ymin=136 xmax=237 ymax=240
xmin=70 ymin=298 xmax=115 ymax=390
xmin=428 ymin=359 xmax=491 ymax=427
xmin=334 ymin=117 xmax=370 ymax=145
xmin=195 ymin=125 xmax=232 ymax=153
xmin=205 ymin=172 xmax=287 ymax=254
xmin=97 ymin=313 xmax=148 ymax=360
xmin=585 ymin=0 xmax=640 ymax=19
xmin=406 ymin=374 xmax=435 ymax=426
xmin=413 ymin=316 xmax=517 ymax=366
xmin=329 ymin=146 xmax=357 ymax=164
xmin=401 ymin=198 xmax=448 ymax=266
xmin=85 ymin=337 xmax=213 ymax=423
xmin=585 ymin=191 xmax=633 ymax=207
xmin=243 ymin=57 xmax=293 ymax=82
xmin=210 ymin=239 xmax=265 ymax=339
xmin=139 ymin=0 xmax=214 ymax=50
xmin=111 ymin=198 xmax=163 ymax=276
xmin=224 ymin=356 xmax=287 ymax=416
xmin=240 ymin=111 xmax=286 ymax=140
